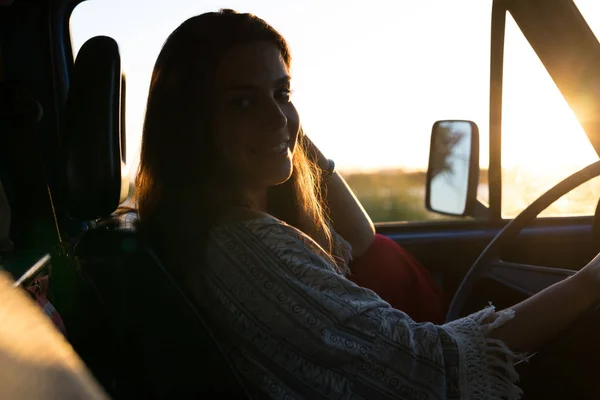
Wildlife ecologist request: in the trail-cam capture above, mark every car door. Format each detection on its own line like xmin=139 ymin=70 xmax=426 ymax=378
xmin=367 ymin=0 xmax=600 ymax=317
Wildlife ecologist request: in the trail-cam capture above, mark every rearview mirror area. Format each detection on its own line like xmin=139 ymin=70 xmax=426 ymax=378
xmin=425 ymin=120 xmax=480 ymax=216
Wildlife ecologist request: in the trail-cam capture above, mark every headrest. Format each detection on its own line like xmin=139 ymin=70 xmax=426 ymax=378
xmin=64 ymin=36 xmax=129 ymax=221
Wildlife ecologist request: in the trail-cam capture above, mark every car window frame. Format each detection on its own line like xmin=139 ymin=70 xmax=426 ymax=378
xmin=491 ymin=0 xmax=600 ymax=223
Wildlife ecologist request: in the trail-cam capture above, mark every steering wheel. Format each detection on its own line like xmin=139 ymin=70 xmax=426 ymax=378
xmin=446 ymin=160 xmax=600 ymax=322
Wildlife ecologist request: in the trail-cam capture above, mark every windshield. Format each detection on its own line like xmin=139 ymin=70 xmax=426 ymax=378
xmin=575 ymin=1 xmax=600 ymax=39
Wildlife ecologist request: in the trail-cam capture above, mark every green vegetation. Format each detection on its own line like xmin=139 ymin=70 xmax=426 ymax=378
xmin=342 ymin=169 xmax=441 ymax=223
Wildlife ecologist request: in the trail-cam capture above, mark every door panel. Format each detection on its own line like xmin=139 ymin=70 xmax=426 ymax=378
xmin=488 ymin=262 xmax=574 ymax=297
xmin=380 ymin=216 xmax=596 ymax=312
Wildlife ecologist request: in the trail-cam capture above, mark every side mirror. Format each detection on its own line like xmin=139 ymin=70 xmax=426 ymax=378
xmin=426 ymin=120 xmax=480 ymax=216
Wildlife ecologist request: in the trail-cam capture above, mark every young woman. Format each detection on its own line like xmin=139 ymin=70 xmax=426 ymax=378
xmin=135 ymin=9 xmax=600 ymax=399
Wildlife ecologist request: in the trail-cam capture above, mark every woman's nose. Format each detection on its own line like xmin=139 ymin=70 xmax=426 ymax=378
xmin=262 ymin=99 xmax=288 ymax=132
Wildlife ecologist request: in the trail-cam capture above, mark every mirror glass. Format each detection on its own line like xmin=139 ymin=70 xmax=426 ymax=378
xmin=428 ymin=121 xmax=473 ymax=215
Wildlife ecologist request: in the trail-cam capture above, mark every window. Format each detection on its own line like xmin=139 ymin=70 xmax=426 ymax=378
xmin=574 ymin=0 xmax=600 ymax=42
xmin=501 ymin=13 xmax=600 ymax=218
xmin=70 ymin=0 xmax=493 ymax=223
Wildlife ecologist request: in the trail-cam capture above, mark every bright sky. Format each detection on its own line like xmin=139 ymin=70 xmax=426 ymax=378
xmin=69 ymin=0 xmax=600 ymax=181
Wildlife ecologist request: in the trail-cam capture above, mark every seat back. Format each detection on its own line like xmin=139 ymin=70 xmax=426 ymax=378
xmin=63 ymin=36 xmax=249 ymax=399
xmin=77 ymin=214 xmax=250 ymax=398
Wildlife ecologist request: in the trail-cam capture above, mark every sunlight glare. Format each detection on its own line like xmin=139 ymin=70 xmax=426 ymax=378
xmin=501 ymin=14 xmax=600 ymax=218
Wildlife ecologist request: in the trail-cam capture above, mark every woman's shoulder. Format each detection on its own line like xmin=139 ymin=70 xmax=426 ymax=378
xmin=209 ymin=208 xmax=335 ymax=266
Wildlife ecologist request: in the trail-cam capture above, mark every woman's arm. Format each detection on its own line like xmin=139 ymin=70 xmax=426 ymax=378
xmin=201 ymin=218 xmax=525 ymax=399
xmin=303 ymin=136 xmax=375 ymax=257
xmin=202 ymin=215 xmax=600 ymax=399
xmin=299 ymin=137 xmax=600 ymax=355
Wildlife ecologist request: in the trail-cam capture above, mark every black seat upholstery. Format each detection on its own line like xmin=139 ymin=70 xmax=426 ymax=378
xmin=63 ymin=36 xmax=249 ymax=399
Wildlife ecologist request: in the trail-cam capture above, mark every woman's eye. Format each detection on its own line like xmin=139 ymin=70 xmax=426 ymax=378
xmin=229 ymin=96 xmax=252 ymax=110
xmin=275 ymin=88 xmax=293 ymax=103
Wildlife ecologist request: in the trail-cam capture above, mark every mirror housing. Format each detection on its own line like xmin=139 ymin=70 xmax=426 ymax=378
xmin=425 ymin=120 xmax=480 ymax=216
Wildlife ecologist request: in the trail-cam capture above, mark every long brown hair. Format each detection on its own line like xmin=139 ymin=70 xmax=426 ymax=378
xmin=136 ymin=10 xmax=343 ymax=270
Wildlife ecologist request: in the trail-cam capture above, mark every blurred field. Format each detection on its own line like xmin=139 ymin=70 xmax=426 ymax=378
xmin=344 ymin=166 xmax=600 ymax=223
xmin=342 ymin=169 xmax=445 ymax=223
xmin=501 ymin=166 xmax=600 ymax=218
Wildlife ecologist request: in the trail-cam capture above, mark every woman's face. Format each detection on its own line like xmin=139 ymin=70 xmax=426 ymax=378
xmin=213 ymin=41 xmax=300 ymax=193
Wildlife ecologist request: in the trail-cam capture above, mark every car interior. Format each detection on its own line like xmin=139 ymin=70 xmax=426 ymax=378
xmin=3 ymin=0 xmax=600 ymax=398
